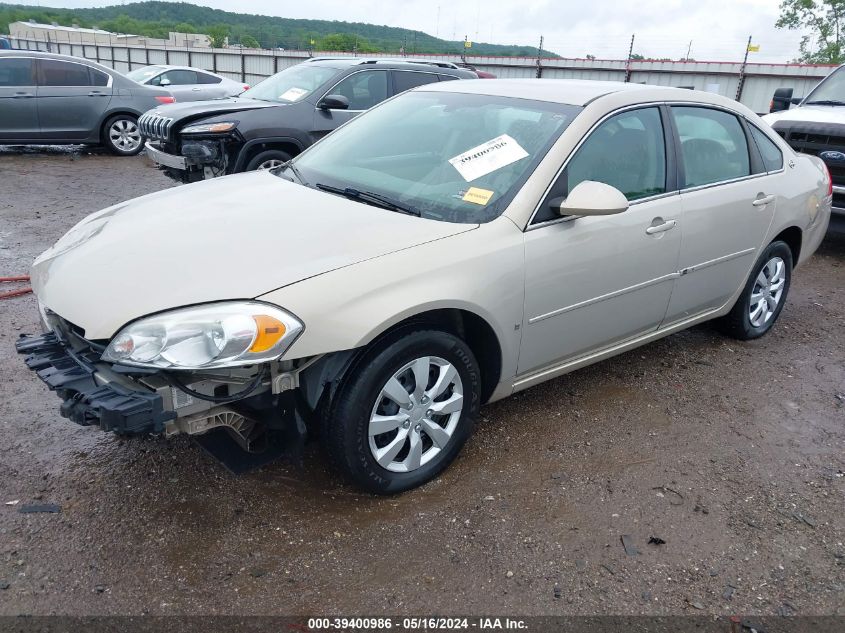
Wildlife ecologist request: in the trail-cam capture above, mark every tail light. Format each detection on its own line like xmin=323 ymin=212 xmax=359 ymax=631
xmin=243 ymin=85 xmax=250 ymax=91
xmin=155 ymin=96 xmax=176 ymax=104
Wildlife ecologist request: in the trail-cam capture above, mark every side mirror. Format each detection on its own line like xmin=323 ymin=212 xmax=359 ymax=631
xmin=770 ymin=87 xmax=794 ymax=113
xmin=317 ymin=94 xmax=349 ymax=110
xmin=550 ymin=181 xmax=629 ymax=217
xmin=159 ymin=78 xmax=171 ymax=87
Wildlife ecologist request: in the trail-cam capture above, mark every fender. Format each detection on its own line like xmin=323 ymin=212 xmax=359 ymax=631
xmin=234 ymin=135 xmax=309 ymax=172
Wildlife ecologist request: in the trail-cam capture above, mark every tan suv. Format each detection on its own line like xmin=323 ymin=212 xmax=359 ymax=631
xmin=18 ymin=79 xmax=831 ymax=493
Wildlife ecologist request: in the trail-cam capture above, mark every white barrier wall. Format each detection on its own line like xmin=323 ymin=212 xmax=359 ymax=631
xmin=9 ymin=37 xmax=836 ymax=114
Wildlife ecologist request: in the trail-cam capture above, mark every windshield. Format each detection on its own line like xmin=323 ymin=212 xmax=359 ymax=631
xmin=126 ymin=66 xmax=165 ymax=83
xmin=241 ymin=64 xmax=339 ymax=103
xmin=291 ymin=91 xmax=581 ymax=223
xmin=805 ymin=66 xmax=845 ymax=104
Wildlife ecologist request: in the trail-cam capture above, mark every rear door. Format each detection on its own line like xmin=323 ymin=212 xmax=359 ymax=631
xmin=662 ymin=105 xmax=777 ymax=323
xmin=0 ymin=57 xmax=39 ymax=140
xmin=311 ymin=69 xmax=388 ymax=140
xmin=391 ymin=70 xmax=440 ymax=96
xmin=36 ymin=59 xmax=112 ymax=140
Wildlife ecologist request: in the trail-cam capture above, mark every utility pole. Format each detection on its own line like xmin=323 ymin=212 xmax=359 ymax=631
xmin=685 ymin=40 xmax=692 ymax=61
xmin=536 ymin=35 xmax=544 ymax=78
xmin=624 ymin=33 xmax=635 ymax=82
xmin=736 ymin=35 xmax=752 ymax=101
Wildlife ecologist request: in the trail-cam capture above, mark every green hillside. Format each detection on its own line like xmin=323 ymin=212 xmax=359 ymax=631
xmin=0 ymin=1 xmax=555 ymax=57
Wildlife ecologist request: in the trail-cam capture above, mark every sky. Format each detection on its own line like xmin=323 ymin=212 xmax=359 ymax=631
xmin=39 ymin=0 xmax=808 ymax=63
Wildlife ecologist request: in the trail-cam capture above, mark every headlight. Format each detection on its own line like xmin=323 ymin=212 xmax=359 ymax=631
xmin=102 ymin=302 xmax=303 ymax=369
xmin=181 ymin=121 xmax=237 ymax=134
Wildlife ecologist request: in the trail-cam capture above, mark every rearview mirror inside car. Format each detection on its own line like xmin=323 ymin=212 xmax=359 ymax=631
xmin=770 ymin=87 xmax=794 ymax=113
xmin=318 ymin=94 xmax=350 ymax=110
xmin=551 ymin=181 xmax=629 ymax=217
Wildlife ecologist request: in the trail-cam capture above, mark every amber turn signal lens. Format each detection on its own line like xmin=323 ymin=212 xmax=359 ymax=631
xmin=249 ymin=315 xmax=287 ymax=353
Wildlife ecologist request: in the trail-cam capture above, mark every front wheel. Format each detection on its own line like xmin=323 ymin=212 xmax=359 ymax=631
xmin=245 ymin=149 xmax=292 ymax=172
xmin=322 ymin=329 xmax=481 ymax=494
xmin=102 ymin=114 xmax=143 ymax=156
xmin=717 ymin=240 xmax=793 ymax=340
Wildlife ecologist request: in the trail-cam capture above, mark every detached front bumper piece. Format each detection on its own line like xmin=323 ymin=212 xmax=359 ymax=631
xmin=16 ymin=332 xmax=175 ymax=435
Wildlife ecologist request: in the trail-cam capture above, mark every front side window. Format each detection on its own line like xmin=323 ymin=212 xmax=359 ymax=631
xmin=157 ymin=69 xmax=197 ymax=86
xmin=242 ymin=64 xmax=339 ymax=103
xmin=565 ymin=107 xmax=667 ymax=201
xmin=39 ymin=60 xmax=91 ymax=87
xmin=393 ymin=71 xmax=439 ymax=93
xmin=329 ymin=70 xmax=388 ymax=110
xmin=672 ymin=106 xmax=750 ymax=187
xmin=0 ymin=58 xmax=34 ymax=86
xmin=292 ymin=91 xmax=581 ymax=224
xmin=749 ymin=125 xmax=784 ymax=172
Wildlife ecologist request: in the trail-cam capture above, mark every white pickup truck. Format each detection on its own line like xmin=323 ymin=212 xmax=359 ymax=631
xmin=763 ymin=64 xmax=845 ymax=216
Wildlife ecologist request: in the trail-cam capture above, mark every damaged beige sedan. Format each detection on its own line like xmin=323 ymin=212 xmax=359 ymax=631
xmin=18 ymin=79 xmax=831 ymax=493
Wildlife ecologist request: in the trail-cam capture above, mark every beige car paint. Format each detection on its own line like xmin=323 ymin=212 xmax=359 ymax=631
xmin=31 ymin=80 xmax=831 ymax=405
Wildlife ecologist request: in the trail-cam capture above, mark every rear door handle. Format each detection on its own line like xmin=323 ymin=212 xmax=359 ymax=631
xmin=191 ymin=87 xmax=201 ymax=91
xmin=88 ymin=91 xmax=105 ymax=96
xmin=752 ymin=194 xmax=776 ymax=207
xmin=13 ymin=92 xmax=34 ymax=98
xmin=646 ymin=219 xmax=677 ymax=235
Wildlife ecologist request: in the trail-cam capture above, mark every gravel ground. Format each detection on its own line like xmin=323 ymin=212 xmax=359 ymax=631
xmin=0 ymin=147 xmax=843 ymax=617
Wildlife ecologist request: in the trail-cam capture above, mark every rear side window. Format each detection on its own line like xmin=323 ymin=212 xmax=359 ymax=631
xmin=565 ymin=107 xmax=667 ymax=201
xmin=157 ymin=69 xmax=197 ymax=85
xmin=196 ymin=72 xmax=222 ymax=85
xmin=89 ymin=68 xmax=109 ymax=87
xmin=393 ymin=71 xmax=439 ymax=93
xmin=672 ymin=106 xmax=751 ymax=187
xmin=438 ymin=74 xmax=459 ymax=81
xmin=0 ymin=58 xmax=34 ymax=86
xmin=39 ymin=60 xmax=92 ymax=86
xmin=749 ymin=125 xmax=784 ymax=172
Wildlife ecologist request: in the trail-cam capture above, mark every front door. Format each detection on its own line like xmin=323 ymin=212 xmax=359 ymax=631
xmin=0 ymin=57 xmax=39 ymax=140
xmin=519 ymin=106 xmax=682 ymax=375
xmin=36 ymin=59 xmax=112 ymax=140
xmin=663 ymin=106 xmax=778 ymax=323
xmin=311 ymin=69 xmax=388 ymax=140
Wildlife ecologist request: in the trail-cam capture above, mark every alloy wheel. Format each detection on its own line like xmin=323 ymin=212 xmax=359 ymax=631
xmin=368 ymin=356 xmax=464 ymax=473
xmin=109 ymin=119 xmax=141 ymax=153
xmin=257 ymin=159 xmax=285 ymax=170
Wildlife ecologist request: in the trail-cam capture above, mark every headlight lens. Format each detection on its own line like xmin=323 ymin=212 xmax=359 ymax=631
xmin=102 ymin=302 xmax=303 ymax=369
xmin=181 ymin=121 xmax=237 ymax=134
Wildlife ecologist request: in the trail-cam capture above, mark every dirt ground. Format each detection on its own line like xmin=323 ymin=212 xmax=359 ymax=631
xmin=0 ymin=146 xmax=843 ymax=618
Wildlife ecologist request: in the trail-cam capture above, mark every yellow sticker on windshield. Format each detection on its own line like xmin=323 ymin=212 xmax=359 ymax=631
xmin=462 ymin=187 xmax=494 ymax=205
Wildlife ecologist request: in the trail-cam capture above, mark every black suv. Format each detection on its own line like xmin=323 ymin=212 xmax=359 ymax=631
xmin=141 ymin=58 xmax=478 ymax=183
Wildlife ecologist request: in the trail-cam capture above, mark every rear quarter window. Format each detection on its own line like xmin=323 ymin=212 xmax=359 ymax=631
xmin=749 ymin=125 xmax=784 ymax=172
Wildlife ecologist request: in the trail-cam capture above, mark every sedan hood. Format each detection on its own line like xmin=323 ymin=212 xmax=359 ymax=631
xmin=32 ymin=173 xmax=476 ymax=340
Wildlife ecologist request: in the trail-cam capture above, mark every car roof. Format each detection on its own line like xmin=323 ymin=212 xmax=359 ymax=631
xmin=138 ymin=64 xmax=223 ymax=77
xmin=0 ymin=49 xmax=117 ymax=73
xmin=419 ymin=78 xmax=737 ymax=108
xmin=305 ymin=57 xmax=477 ymax=77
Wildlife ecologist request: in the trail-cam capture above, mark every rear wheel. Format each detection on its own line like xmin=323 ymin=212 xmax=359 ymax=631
xmin=245 ymin=149 xmax=292 ymax=172
xmin=102 ymin=114 xmax=143 ymax=156
xmin=322 ymin=329 xmax=481 ymax=494
xmin=717 ymin=240 xmax=792 ymax=340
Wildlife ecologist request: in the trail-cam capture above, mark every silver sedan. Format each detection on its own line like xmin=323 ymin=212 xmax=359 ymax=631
xmin=126 ymin=65 xmax=247 ymax=101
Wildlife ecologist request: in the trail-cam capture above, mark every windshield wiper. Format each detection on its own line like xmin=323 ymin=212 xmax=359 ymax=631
xmin=805 ymin=99 xmax=845 ymax=106
xmin=315 ymin=183 xmax=421 ymax=217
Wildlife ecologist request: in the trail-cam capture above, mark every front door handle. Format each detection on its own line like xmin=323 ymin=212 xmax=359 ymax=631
xmin=13 ymin=92 xmax=34 ymax=98
xmin=191 ymin=87 xmax=201 ymax=91
xmin=752 ymin=194 xmax=776 ymax=207
xmin=646 ymin=219 xmax=677 ymax=235
xmin=88 ymin=91 xmax=105 ymax=96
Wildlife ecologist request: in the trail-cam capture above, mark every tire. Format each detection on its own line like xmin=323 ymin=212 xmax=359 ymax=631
xmin=717 ymin=240 xmax=793 ymax=340
xmin=245 ymin=149 xmax=292 ymax=172
xmin=322 ymin=329 xmax=481 ymax=494
xmin=102 ymin=114 xmax=143 ymax=156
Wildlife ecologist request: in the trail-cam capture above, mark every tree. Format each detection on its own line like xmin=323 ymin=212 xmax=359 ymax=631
xmin=207 ymin=24 xmax=228 ymax=48
xmin=240 ymin=34 xmax=260 ymax=48
xmin=777 ymin=0 xmax=845 ymax=63
xmin=629 ymin=53 xmax=645 ymax=60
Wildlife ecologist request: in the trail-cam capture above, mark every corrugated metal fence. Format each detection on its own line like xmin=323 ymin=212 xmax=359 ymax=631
xmin=9 ymin=36 xmax=837 ymax=114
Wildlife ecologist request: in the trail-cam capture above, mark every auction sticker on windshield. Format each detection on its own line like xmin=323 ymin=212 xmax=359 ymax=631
xmin=279 ymin=87 xmax=309 ymax=101
xmin=449 ymin=134 xmax=529 ymax=182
